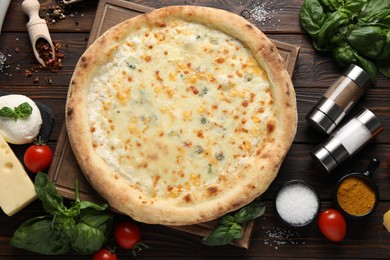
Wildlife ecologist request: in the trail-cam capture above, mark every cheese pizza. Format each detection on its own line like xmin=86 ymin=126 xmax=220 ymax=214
xmin=66 ymin=6 xmax=297 ymax=225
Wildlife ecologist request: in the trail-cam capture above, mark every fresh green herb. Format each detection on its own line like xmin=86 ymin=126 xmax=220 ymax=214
xmin=126 ymin=62 xmax=136 ymax=70
xmin=202 ymin=201 xmax=265 ymax=246
xmin=0 ymin=102 xmax=33 ymax=120
xmin=11 ymin=173 xmax=113 ymax=255
xmin=300 ymin=0 xmax=390 ymax=81
xmin=243 ymin=73 xmax=253 ymax=82
xmin=194 ymin=145 xmax=204 ymax=154
xmin=207 ymin=163 xmax=213 ymax=174
xmin=199 ymin=87 xmax=209 ymax=96
xmin=215 ymin=152 xmax=225 ymax=161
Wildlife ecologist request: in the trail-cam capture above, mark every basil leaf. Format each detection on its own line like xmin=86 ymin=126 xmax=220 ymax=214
xmin=202 ymin=223 xmax=243 ymax=246
xmin=0 ymin=106 xmax=17 ymax=118
xmin=79 ymin=208 xmax=113 ymax=239
xmin=220 ymin=214 xmax=236 ymax=226
xmin=347 ymin=25 xmax=389 ymax=60
xmin=78 ymin=200 xmax=109 ymax=211
xmin=34 ymin=173 xmax=68 ymax=216
xmin=343 ymin=0 xmax=367 ymax=14
xmin=10 ymin=216 xmax=70 ymax=255
xmin=319 ymin=0 xmax=342 ymax=12
xmin=333 ymin=42 xmax=358 ymax=67
xmin=317 ymin=10 xmax=350 ymax=49
xmin=0 ymin=102 xmax=32 ymax=119
xmin=359 ymin=1 xmax=390 ymax=23
xmin=234 ymin=201 xmax=266 ymax=224
xmin=300 ymin=0 xmax=326 ymax=39
xmin=15 ymin=102 xmax=33 ymax=118
xmin=52 ymin=215 xmax=76 ymax=241
xmin=355 ymin=53 xmax=378 ymax=82
xmin=71 ymin=222 xmax=106 ymax=255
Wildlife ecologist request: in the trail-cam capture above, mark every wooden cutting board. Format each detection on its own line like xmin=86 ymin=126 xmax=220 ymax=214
xmin=48 ymin=0 xmax=300 ymax=249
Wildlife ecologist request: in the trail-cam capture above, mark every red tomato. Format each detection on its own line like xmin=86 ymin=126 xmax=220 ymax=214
xmin=318 ymin=209 xmax=346 ymax=242
xmin=23 ymin=143 xmax=53 ymax=173
xmin=115 ymin=221 xmax=141 ymax=249
xmin=92 ymin=248 xmax=117 ymax=260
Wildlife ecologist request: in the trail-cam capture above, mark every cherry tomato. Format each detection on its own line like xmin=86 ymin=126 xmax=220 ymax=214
xmin=92 ymin=248 xmax=117 ymax=260
xmin=115 ymin=221 xmax=141 ymax=249
xmin=318 ymin=209 xmax=346 ymax=242
xmin=24 ymin=143 xmax=53 ymax=173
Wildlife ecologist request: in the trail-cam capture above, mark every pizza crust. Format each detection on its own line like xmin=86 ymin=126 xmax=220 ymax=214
xmin=66 ymin=6 xmax=297 ymax=225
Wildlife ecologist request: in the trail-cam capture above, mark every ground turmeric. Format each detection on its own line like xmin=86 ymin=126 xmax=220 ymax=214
xmin=337 ymin=176 xmax=376 ymax=216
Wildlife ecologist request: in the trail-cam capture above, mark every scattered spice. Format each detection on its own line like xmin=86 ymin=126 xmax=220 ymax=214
xmin=25 ymin=70 xmax=32 ymax=77
xmin=34 ymin=39 xmax=64 ymax=72
xmin=262 ymin=224 xmax=305 ymax=249
xmin=239 ymin=1 xmax=282 ymax=28
xmin=275 ymin=182 xmax=319 ymax=226
xmin=41 ymin=1 xmax=86 ymax=24
xmin=337 ymin=176 xmax=376 ymax=216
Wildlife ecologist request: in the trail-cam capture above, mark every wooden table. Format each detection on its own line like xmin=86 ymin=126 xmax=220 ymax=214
xmin=1 ymin=0 xmax=389 ymax=259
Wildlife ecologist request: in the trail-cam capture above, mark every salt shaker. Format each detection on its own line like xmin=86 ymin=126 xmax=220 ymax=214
xmin=311 ymin=108 xmax=383 ymax=173
xmin=306 ymin=64 xmax=372 ymax=134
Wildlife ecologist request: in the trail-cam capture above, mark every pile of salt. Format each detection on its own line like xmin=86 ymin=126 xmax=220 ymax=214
xmin=275 ymin=182 xmax=319 ymax=226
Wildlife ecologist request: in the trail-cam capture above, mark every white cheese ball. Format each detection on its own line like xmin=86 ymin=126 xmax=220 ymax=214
xmin=0 ymin=94 xmax=42 ymax=144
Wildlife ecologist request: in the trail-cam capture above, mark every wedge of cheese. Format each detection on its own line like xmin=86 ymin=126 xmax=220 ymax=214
xmin=0 ymin=134 xmax=37 ymax=216
xmin=384 ymin=210 xmax=390 ymax=232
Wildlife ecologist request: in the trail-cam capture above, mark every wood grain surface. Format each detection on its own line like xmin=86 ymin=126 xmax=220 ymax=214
xmin=0 ymin=0 xmax=390 ymax=259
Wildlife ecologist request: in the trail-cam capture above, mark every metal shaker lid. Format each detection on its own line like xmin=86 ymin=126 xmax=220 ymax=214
xmin=356 ymin=108 xmax=383 ymax=134
xmin=306 ymin=98 xmax=344 ymax=135
xmin=311 ymin=138 xmax=350 ymax=173
xmin=344 ymin=64 xmax=373 ymax=89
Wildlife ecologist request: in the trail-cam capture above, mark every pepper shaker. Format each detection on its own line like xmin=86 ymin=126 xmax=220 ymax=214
xmin=306 ymin=64 xmax=373 ymax=134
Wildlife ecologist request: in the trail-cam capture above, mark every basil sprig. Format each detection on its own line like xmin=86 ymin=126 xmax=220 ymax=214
xmin=0 ymin=102 xmax=33 ymax=119
xmin=11 ymin=173 xmax=113 ymax=255
xmin=202 ymin=201 xmax=265 ymax=246
xmin=300 ymin=0 xmax=390 ymax=82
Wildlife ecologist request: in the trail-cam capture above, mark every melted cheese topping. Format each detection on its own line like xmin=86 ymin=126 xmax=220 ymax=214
xmin=87 ymin=19 xmax=275 ymax=201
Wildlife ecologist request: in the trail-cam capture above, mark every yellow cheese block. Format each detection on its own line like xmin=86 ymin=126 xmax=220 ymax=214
xmin=384 ymin=210 xmax=390 ymax=232
xmin=0 ymin=134 xmax=37 ymax=216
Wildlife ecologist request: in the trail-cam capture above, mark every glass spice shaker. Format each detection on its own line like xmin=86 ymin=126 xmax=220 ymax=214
xmin=311 ymin=108 xmax=383 ymax=173
xmin=306 ymin=64 xmax=373 ymax=134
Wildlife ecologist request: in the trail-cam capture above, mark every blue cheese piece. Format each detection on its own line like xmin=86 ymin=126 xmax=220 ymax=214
xmin=0 ymin=134 xmax=37 ymax=216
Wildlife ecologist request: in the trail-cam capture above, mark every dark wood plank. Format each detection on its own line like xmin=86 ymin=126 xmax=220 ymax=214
xmin=0 ymin=32 xmax=89 ymax=86
xmin=2 ymin=0 xmax=98 ymax=33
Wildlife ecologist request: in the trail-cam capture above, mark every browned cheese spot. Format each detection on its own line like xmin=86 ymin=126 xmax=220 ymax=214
xmin=156 ymin=22 xmax=166 ymax=27
xmin=246 ymin=24 xmax=253 ymax=29
xmin=183 ymin=194 xmax=192 ymax=203
xmin=207 ymin=186 xmax=218 ymax=196
xmin=267 ymin=121 xmax=275 ymax=134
